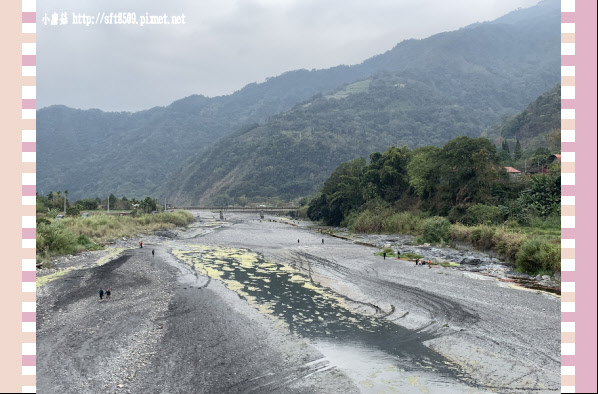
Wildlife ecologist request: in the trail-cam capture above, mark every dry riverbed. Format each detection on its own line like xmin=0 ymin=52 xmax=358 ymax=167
xmin=37 ymin=211 xmax=560 ymax=393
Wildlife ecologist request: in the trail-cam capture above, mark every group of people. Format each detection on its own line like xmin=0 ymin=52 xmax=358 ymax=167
xmin=414 ymin=258 xmax=432 ymax=268
xmin=98 ymin=288 xmax=111 ymax=301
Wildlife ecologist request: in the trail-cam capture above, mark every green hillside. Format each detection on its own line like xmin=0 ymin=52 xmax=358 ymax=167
xmin=164 ymin=0 xmax=560 ymax=205
xmin=38 ymin=0 xmax=561 ymax=201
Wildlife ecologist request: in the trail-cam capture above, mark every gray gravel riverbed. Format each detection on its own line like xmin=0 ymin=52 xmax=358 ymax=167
xmin=37 ymin=212 xmax=560 ymax=393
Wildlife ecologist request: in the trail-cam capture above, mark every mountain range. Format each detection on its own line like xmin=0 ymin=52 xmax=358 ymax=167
xmin=38 ymin=0 xmax=561 ymax=203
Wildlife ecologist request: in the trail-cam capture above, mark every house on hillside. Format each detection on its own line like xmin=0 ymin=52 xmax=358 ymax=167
xmin=527 ymin=154 xmax=560 ymax=175
xmin=503 ymin=166 xmax=522 ymax=179
xmin=548 ymin=154 xmax=561 ymax=164
xmin=527 ymin=165 xmax=548 ymax=175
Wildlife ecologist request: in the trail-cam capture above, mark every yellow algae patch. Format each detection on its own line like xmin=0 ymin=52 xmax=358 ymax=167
xmin=419 ymin=386 xmax=430 ymax=393
xmin=201 ymin=266 xmax=224 ymax=280
xmin=256 ymin=302 xmax=275 ymax=315
xmin=173 ymin=244 xmax=375 ymax=333
xmin=37 ymin=267 xmax=77 ymax=288
xmin=289 ymin=275 xmax=307 ymax=283
xmin=303 ymin=283 xmax=319 ymax=291
xmin=96 ymin=248 xmax=124 ymax=266
xmin=38 ymin=249 xmax=125 ymax=288
xmin=359 ymin=380 xmax=374 ymax=388
xmin=224 ymin=280 xmax=245 ymax=292
xmin=407 ymin=376 xmax=420 ymax=386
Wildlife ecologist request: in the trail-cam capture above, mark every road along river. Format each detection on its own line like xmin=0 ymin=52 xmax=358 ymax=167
xmin=37 ymin=212 xmax=561 ymax=393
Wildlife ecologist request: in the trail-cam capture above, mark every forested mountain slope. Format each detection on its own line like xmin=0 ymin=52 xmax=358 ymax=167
xmin=38 ymin=0 xmax=560 ymax=201
xmin=164 ymin=0 xmax=560 ymax=204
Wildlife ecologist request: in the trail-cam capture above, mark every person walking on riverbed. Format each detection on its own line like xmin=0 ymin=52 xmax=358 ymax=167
xmin=152 ymin=249 xmax=155 ymax=257
xmin=106 ymin=288 xmax=111 ymax=300
xmin=98 ymin=288 xmax=104 ymax=301
xmin=428 ymin=260 xmax=432 ymax=269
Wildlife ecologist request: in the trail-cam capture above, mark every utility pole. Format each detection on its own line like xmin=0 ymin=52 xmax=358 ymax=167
xmin=64 ymin=195 xmax=66 ymax=215
xmin=107 ymin=196 xmax=110 ymax=214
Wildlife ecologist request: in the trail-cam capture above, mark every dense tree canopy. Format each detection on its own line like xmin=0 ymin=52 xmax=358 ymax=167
xmin=307 ymin=136 xmax=559 ymax=226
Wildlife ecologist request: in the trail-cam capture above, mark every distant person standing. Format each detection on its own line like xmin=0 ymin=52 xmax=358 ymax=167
xmin=428 ymin=260 xmax=432 ymax=269
xmin=152 ymin=249 xmax=155 ymax=257
xmin=322 ymin=239 xmax=324 ymax=244
xmin=98 ymin=288 xmax=104 ymax=301
xmin=396 ymin=250 xmax=401 ymax=258
xmin=383 ymin=252 xmax=386 ymax=260
xmin=298 ymin=239 xmax=300 ymax=244
xmin=106 ymin=288 xmax=111 ymax=300
xmin=139 ymin=241 xmax=143 ymax=248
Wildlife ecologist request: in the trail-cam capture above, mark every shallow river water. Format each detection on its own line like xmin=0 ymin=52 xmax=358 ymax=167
xmin=173 ymin=243 xmax=484 ymax=393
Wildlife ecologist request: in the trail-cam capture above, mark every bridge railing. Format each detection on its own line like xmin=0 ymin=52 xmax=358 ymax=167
xmin=174 ymin=206 xmax=299 ymax=211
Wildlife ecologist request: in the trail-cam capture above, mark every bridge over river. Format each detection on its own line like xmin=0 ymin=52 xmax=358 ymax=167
xmin=174 ymin=206 xmax=299 ymax=213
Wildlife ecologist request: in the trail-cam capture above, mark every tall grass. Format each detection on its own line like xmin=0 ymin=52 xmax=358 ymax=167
xmin=348 ymin=209 xmax=426 ymax=235
xmin=62 ymin=211 xmax=194 ymax=243
xmin=344 ymin=207 xmax=560 ymax=275
xmin=516 ymin=239 xmax=560 ymax=274
xmin=37 ymin=211 xmax=195 ymax=263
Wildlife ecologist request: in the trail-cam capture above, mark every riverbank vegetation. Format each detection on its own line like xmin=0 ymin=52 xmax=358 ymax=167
xmin=36 ymin=194 xmax=194 ymax=265
xmin=306 ymin=136 xmax=560 ymax=275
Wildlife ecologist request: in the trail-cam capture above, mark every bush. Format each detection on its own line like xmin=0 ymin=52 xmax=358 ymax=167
xmin=383 ymin=212 xmax=426 ymax=235
xmin=449 ymin=224 xmax=471 ymax=242
xmin=516 ymin=239 xmax=561 ymax=274
xmin=466 ymin=204 xmax=504 ymax=225
xmin=470 ymin=226 xmax=496 ymax=250
xmin=419 ymin=217 xmax=451 ymax=244
xmin=77 ymin=234 xmax=91 ymax=245
xmin=66 ymin=206 xmax=80 ymax=216
xmin=36 ymin=222 xmax=79 ymax=255
xmin=447 ymin=204 xmax=470 ymax=224
xmin=493 ymin=230 xmax=525 ymax=262
xmin=349 ymin=209 xmax=387 ymax=233
xmin=348 ymin=209 xmax=426 ymax=235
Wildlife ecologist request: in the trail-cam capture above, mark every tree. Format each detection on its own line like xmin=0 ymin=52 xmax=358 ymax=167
xmin=546 ymin=128 xmax=561 ymax=152
xmin=64 ymin=190 xmax=69 ymax=213
xmin=439 ymin=137 xmax=499 ymax=206
xmin=514 ymin=139 xmax=522 ymax=161
xmin=496 ymin=150 xmax=513 ymax=166
xmin=501 ymin=140 xmax=510 ymax=153
xmin=518 ymin=173 xmax=560 ymax=216
xmin=309 ymin=158 xmax=366 ymax=225
xmin=407 ymin=146 xmax=441 ymax=198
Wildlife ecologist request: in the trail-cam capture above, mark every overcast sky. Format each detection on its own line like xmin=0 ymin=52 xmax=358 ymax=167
xmin=38 ymin=0 xmax=539 ymax=112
